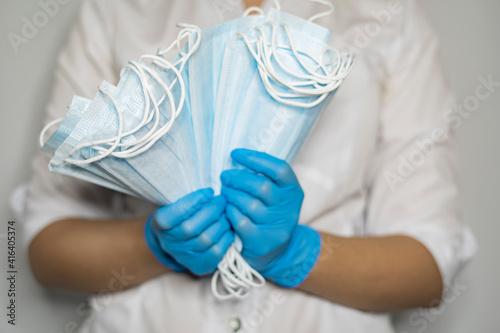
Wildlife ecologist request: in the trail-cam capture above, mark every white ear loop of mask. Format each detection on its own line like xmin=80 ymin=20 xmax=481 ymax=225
xmin=243 ymin=6 xmax=264 ymax=17
xmin=236 ymin=23 xmax=355 ymax=108
xmin=267 ymin=24 xmax=352 ymax=84
xmin=254 ymin=24 xmax=348 ymax=95
xmin=91 ymin=26 xmax=200 ymax=158
xmin=63 ymin=24 xmax=201 ymax=164
xmin=41 ymin=24 xmax=201 ymax=166
xmin=211 ymin=238 xmax=266 ymax=300
xmin=267 ymin=0 xmax=333 ymax=23
xmin=85 ymin=61 xmax=181 ymax=159
xmin=307 ymin=0 xmax=334 ymax=23
xmin=62 ymin=61 xmax=173 ymax=163
xmin=273 ymin=0 xmax=281 ymax=11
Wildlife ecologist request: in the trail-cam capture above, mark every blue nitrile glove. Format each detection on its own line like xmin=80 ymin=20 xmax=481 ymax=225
xmin=220 ymin=149 xmax=321 ymax=288
xmin=145 ymin=188 xmax=235 ymax=276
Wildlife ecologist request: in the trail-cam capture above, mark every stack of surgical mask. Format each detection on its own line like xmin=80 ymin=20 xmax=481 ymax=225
xmin=40 ymin=0 xmax=355 ymax=300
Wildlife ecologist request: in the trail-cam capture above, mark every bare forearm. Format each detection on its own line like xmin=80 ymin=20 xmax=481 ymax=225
xmin=29 ymin=217 xmax=169 ymax=293
xmin=299 ymin=233 xmax=443 ymax=312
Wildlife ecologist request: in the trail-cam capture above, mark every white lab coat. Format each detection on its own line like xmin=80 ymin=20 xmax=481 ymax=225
xmin=23 ymin=0 xmax=476 ymax=332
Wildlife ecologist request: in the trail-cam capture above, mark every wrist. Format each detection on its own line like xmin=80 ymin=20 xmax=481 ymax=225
xmin=144 ymin=215 xmax=186 ymax=273
xmin=259 ymin=225 xmax=321 ymax=288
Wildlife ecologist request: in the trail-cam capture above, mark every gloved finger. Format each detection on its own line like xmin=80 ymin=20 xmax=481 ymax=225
xmin=167 ymin=196 xmax=226 ymax=240
xmin=220 ymin=169 xmax=282 ymax=206
xmin=230 ymin=149 xmax=299 ymax=187
xmin=208 ymin=229 xmax=235 ymax=262
xmin=183 ymin=216 xmax=232 ymax=252
xmin=225 ymin=203 xmax=258 ymax=239
xmin=221 ymin=185 xmax=267 ymax=223
xmin=154 ymin=188 xmax=214 ymax=230
xmin=190 ymin=230 xmax=235 ymax=276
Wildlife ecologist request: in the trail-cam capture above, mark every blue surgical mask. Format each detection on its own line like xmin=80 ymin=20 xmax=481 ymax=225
xmin=211 ymin=12 xmax=354 ymax=194
xmin=41 ymin=95 xmax=141 ymax=197
xmin=210 ymin=4 xmax=355 ymax=300
xmin=51 ymin=78 xmax=169 ymax=203
xmin=42 ymin=25 xmax=203 ymax=204
xmin=188 ymin=14 xmax=267 ymax=189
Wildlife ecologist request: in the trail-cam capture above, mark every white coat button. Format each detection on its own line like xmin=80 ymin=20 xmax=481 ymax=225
xmin=226 ymin=316 xmax=242 ymax=332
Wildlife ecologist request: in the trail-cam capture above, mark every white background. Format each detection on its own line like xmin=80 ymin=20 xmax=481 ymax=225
xmin=0 ymin=0 xmax=498 ymax=332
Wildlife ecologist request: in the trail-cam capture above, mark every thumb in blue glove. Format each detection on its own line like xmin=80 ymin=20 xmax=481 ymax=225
xmin=221 ymin=149 xmax=321 ymax=288
xmin=145 ymin=188 xmax=235 ymax=276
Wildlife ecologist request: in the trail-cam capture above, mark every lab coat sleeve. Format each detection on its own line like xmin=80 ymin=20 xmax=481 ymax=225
xmin=364 ymin=1 xmax=476 ymax=288
xmin=23 ymin=0 xmax=120 ymax=249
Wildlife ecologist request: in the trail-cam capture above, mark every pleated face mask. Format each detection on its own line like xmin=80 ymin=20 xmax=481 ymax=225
xmin=41 ymin=24 xmax=202 ymax=204
xmin=210 ymin=6 xmax=354 ymax=194
xmin=188 ymin=10 xmax=267 ymax=189
xmin=41 ymin=96 xmax=140 ymax=197
xmin=210 ymin=1 xmax=355 ymax=301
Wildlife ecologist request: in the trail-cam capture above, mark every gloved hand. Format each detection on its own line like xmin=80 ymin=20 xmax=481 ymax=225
xmin=144 ymin=188 xmax=235 ymax=276
xmin=220 ymin=149 xmax=321 ymax=288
